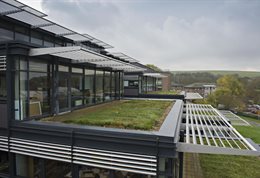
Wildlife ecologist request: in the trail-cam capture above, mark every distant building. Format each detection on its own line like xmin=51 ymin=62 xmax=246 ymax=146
xmin=184 ymin=83 xmax=216 ymax=98
xmin=161 ymin=72 xmax=172 ymax=91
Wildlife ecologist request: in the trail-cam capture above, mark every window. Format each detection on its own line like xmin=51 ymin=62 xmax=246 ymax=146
xmin=95 ymin=70 xmax=104 ymax=103
xmin=71 ymin=67 xmax=83 ymax=107
xmin=29 ymin=60 xmax=51 ymax=117
xmin=111 ymin=72 xmax=116 ymax=100
xmin=15 ymin=26 xmax=29 ymax=42
xmin=115 ymin=72 xmax=120 ymax=99
xmin=84 ymin=69 xmax=95 ymax=105
xmin=15 ymin=154 xmax=43 ymax=178
xmin=0 ymin=151 xmax=8 ymax=175
xmin=43 ymin=36 xmax=54 ymax=47
xmin=0 ymin=71 xmax=6 ymax=101
xmin=0 ymin=27 xmax=13 ymax=42
xmin=31 ymin=31 xmax=43 ymax=46
xmin=45 ymin=159 xmax=71 ymax=178
xmin=104 ymin=71 xmax=111 ymax=101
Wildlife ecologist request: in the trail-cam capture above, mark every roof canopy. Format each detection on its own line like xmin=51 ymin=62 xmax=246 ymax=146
xmin=29 ymin=46 xmax=146 ymax=72
xmin=143 ymin=73 xmax=167 ymax=78
xmin=0 ymin=0 xmax=112 ymax=48
xmin=177 ymin=104 xmax=259 ymax=156
xmin=109 ymin=52 xmax=139 ymax=63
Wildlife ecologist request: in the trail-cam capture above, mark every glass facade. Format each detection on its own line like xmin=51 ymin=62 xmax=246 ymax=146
xmin=95 ymin=70 xmax=104 ymax=103
xmin=84 ymin=69 xmax=95 ymax=105
xmin=0 ymin=151 xmax=8 ymax=175
xmin=71 ymin=68 xmax=84 ymax=107
xmin=58 ymin=65 xmax=70 ymax=112
xmin=104 ymin=71 xmax=111 ymax=101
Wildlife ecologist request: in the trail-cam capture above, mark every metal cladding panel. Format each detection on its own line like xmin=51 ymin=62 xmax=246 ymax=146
xmin=177 ymin=104 xmax=260 ymax=156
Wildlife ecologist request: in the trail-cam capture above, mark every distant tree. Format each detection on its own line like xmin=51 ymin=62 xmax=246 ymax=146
xmin=244 ymin=77 xmax=260 ymax=104
xmin=207 ymin=75 xmax=245 ymax=110
xmin=146 ymin=64 xmax=162 ymax=72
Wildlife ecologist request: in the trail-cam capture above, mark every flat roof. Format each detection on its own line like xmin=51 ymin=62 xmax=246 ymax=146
xmin=185 ymin=92 xmax=203 ymax=100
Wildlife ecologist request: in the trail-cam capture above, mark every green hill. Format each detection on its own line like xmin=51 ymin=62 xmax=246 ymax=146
xmin=171 ymin=70 xmax=260 ymax=78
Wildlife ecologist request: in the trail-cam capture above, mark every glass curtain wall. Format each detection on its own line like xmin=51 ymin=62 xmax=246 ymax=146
xmin=14 ymin=57 xmax=28 ymax=120
xmin=115 ymin=72 xmax=120 ymax=99
xmin=71 ymin=67 xmax=83 ymax=107
xmin=142 ymin=76 xmax=147 ymax=93
xmin=95 ymin=70 xmax=104 ymax=103
xmin=111 ymin=72 xmax=116 ymax=100
xmin=0 ymin=152 xmax=8 ymax=175
xmin=120 ymin=72 xmax=124 ymax=97
xmin=84 ymin=69 xmax=95 ymax=105
xmin=29 ymin=60 xmax=51 ymax=117
xmin=104 ymin=71 xmax=111 ymax=101
xmin=58 ymin=65 xmax=70 ymax=112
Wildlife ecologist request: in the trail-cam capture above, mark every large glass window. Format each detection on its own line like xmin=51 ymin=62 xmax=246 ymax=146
xmin=111 ymin=72 xmax=116 ymax=100
xmin=58 ymin=65 xmax=70 ymax=112
xmin=14 ymin=57 xmax=28 ymax=120
xmin=79 ymin=165 xmax=110 ymax=178
xmin=84 ymin=69 xmax=95 ymax=105
xmin=15 ymin=26 xmax=29 ymax=42
xmin=15 ymin=154 xmax=41 ymax=178
xmin=31 ymin=31 xmax=43 ymax=46
xmin=0 ymin=27 xmax=13 ymax=42
xmin=0 ymin=151 xmax=8 ymax=175
xmin=115 ymin=72 xmax=120 ymax=99
xmin=95 ymin=70 xmax=104 ymax=103
xmin=45 ymin=159 xmax=71 ymax=178
xmin=120 ymin=72 xmax=124 ymax=97
xmin=29 ymin=60 xmax=51 ymax=117
xmin=0 ymin=71 xmax=6 ymax=101
xmin=104 ymin=71 xmax=111 ymax=101
xmin=71 ymin=67 xmax=83 ymax=107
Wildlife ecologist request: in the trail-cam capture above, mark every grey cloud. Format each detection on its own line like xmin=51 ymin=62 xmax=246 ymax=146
xmin=39 ymin=0 xmax=260 ymax=71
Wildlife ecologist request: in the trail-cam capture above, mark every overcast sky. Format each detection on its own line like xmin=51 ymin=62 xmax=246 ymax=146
xmin=20 ymin=0 xmax=260 ymax=71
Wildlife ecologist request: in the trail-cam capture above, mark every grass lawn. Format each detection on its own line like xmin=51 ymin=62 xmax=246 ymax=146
xmin=234 ymin=126 xmax=260 ymax=143
xmin=199 ymin=124 xmax=260 ymax=178
xmin=239 ymin=115 xmax=260 ymax=124
xmin=42 ymin=100 xmax=173 ymax=130
xmin=199 ymin=154 xmax=260 ymax=178
xmin=147 ymin=90 xmax=179 ymax=95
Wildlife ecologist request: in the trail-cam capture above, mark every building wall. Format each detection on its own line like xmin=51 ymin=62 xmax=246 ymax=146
xmin=162 ymin=73 xmax=172 ymax=91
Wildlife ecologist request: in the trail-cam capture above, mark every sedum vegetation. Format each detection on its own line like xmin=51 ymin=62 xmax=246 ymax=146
xmin=43 ymin=100 xmax=173 ymax=130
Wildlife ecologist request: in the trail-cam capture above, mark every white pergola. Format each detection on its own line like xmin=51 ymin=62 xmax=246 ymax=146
xmin=108 ymin=52 xmax=139 ymax=63
xmin=177 ymin=104 xmax=259 ymax=156
xmin=220 ymin=110 xmax=251 ymax=126
xmin=29 ymin=46 xmax=146 ymax=72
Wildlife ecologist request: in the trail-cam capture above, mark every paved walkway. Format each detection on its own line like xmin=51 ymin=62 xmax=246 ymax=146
xmin=183 ymin=153 xmax=204 ymax=178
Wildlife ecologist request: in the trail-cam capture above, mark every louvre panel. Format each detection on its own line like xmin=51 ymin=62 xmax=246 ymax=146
xmin=0 ymin=56 xmax=6 ymax=71
xmin=4 ymin=137 xmax=157 ymax=175
xmin=0 ymin=136 xmax=8 ymax=151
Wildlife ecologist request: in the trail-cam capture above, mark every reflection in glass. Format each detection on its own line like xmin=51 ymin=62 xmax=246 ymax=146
xmin=58 ymin=65 xmax=69 ymax=112
xmin=0 ymin=151 xmax=8 ymax=174
xmin=45 ymin=159 xmax=71 ymax=178
xmin=111 ymin=72 xmax=116 ymax=100
xmin=71 ymin=67 xmax=83 ymax=107
xmin=84 ymin=69 xmax=95 ymax=105
xmin=15 ymin=154 xmax=41 ymax=178
xmin=104 ymin=71 xmax=111 ymax=101
xmin=95 ymin=70 xmax=104 ymax=103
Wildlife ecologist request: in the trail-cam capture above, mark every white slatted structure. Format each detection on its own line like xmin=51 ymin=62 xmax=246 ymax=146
xmin=177 ymin=104 xmax=260 ymax=156
xmin=0 ymin=56 xmax=6 ymax=71
xmin=5 ymin=137 xmax=156 ymax=175
xmin=0 ymin=136 xmax=8 ymax=152
xmin=29 ymin=46 xmax=146 ymax=72
xmin=220 ymin=110 xmax=251 ymax=126
xmin=109 ymin=52 xmax=139 ymax=63
xmin=143 ymin=73 xmax=167 ymax=78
